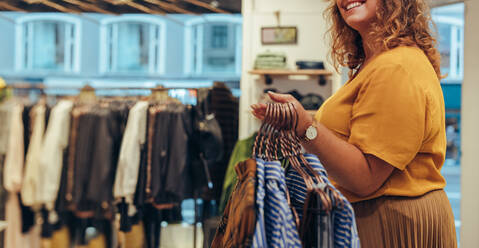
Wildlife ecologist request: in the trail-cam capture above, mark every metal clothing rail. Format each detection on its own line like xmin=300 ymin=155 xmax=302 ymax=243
xmin=7 ymin=83 xmax=199 ymax=91
xmin=6 ymin=83 xmax=201 ymax=99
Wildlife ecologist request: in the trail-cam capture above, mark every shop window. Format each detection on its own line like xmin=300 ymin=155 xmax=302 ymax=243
xmin=212 ymin=25 xmax=228 ymax=49
xmin=432 ymin=3 xmax=465 ymax=164
xmin=16 ymin=15 xmax=81 ymax=73
xmin=100 ymin=16 xmax=166 ymax=75
xmin=432 ymin=4 xmax=464 ymax=82
xmin=446 ymin=116 xmax=460 ymax=164
xmin=184 ymin=15 xmax=242 ymax=76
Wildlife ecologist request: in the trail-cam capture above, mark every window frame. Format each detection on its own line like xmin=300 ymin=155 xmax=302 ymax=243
xmin=433 ymin=15 xmax=464 ymax=82
xmin=184 ymin=14 xmax=242 ymax=77
xmin=99 ymin=15 xmax=167 ymax=75
xmin=14 ymin=14 xmax=82 ymax=74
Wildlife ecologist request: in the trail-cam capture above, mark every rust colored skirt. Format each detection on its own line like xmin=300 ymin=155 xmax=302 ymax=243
xmin=352 ymin=189 xmax=457 ymax=248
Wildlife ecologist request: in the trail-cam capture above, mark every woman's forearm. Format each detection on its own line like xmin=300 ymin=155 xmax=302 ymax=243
xmin=301 ymin=122 xmax=393 ymax=197
xmin=250 ymin=93 xmax=394 ymax=196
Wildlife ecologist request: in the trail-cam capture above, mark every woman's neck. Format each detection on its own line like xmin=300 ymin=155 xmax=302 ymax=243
xmin=350 ymin=29 xmax=379 ymax=79
xmin=360 ymin=30 xmax=378 ymax=63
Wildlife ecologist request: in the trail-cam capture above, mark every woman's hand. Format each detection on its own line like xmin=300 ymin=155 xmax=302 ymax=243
xmin=251 ymin=91 xmax=314 ymax=137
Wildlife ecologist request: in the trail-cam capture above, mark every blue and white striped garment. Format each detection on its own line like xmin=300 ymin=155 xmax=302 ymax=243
xmin=252 ymin=158 xmax=302 ymax=248
xmin=285 ymin=154 xmax=361 ymax=248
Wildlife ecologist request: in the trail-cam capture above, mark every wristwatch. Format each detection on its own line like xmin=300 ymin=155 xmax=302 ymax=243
xmin=302 ymin=123 xmax=318 ymax=142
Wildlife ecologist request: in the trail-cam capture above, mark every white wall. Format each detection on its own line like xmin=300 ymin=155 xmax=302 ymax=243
xmin=239 ymin=0 xmax=341 ymax=139
xmin=460 ymin=0 xmax=479 ymax=246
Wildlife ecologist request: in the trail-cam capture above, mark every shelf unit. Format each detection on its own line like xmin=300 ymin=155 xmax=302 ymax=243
xmin=249 ymin=69 xmax=330 ymax=115
xmin=249 ymin=69 xmax=333 ymax=85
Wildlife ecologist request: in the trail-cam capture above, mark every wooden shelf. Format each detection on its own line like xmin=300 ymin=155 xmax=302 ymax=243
xmin=249 ymin=69 xmax=332 ymax=85
xmin=249 ymin=69 xmax=333 ymax=76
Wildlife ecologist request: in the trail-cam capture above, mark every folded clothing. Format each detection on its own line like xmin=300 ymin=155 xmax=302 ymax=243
xmin=254 ymin=51 xmax=287 ymax=70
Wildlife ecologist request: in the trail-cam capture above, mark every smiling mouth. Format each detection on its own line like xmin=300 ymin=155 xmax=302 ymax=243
xmin=346 ymin=1 xmax=365 ymax=11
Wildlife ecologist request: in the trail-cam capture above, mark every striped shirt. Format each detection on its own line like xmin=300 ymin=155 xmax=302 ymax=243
xmin=253 ymin=158 xmax=302 ymax=248
xmin=285 ymin=154 xmax=361 ymax=248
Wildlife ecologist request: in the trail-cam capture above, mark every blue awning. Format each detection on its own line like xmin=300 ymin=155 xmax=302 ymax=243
xmin=441 ymin=83 xmax=461 ymax=110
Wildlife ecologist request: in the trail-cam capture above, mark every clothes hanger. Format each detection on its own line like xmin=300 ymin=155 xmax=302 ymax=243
xmin=253 ymin=102 xmax=338 ymax=223
xmin=77 ymin=84 xmax=97 ymax=104
xmin=213 ymin=81 xmax=227 ymax=88
xmin=149 ymin=85 xmax=169 ymax=103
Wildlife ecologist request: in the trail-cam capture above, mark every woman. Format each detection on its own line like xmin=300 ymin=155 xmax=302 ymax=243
xmin=251 ymin=0 xmax=457 ymax=247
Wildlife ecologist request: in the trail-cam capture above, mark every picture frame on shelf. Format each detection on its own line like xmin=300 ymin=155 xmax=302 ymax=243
xmin=261 ymin=26 xmax=297 ymax=45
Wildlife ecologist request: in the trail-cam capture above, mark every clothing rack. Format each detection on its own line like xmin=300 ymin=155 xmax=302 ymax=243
xmin=7 ymin=83 xmax=202 ymax=107
xmin=5 ymin=82 xmax=205 ymax=248
xmin=7 ymin=82 xmax=200 ymax=91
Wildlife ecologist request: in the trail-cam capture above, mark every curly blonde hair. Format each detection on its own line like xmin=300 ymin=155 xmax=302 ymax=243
xmin=325 ymin=0 xmax=442 ymax=79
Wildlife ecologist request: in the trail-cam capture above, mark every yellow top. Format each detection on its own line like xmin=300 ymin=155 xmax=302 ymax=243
xmin=315 ymin=46 xmax=447 ymax=203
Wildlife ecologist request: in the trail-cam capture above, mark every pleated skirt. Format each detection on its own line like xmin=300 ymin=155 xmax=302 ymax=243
xmin=352 ymin=189 xmax=457 ymax=248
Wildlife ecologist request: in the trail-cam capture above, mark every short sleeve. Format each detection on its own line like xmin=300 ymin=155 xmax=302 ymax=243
xmin=348 ymin=64 xmax=426 ymax=170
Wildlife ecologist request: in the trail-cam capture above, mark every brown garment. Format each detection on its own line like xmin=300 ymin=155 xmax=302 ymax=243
xmin=66 ymin=104 xmax=129 ymax=218
xmin=352 ymin=189 xmax=457 ymax=248
xmin=208 ymin=83 xmax=239 ymax=201
xmin=211 ymin=159 xmax=256 ymax=248
xmin=146 ymin=105 xmax=161 ymax=199
xmin=145 ymin=103 xmax=192 ymax=205
xmin=66 ymin=106 xmax=83 ymax=205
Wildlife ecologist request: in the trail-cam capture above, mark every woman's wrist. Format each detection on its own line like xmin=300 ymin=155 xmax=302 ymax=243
xmin=296 ymin=114 xmax=314 ymax=138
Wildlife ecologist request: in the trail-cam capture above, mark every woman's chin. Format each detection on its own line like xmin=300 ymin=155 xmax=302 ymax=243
xmin=344 ymin=17 xmax=372 ymax=32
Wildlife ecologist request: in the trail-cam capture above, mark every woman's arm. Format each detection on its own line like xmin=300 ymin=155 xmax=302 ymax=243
xmin=302 ymin=120 xmax=394 ymax=197
xmin=251 ymin=92 xmax=394 ymax=197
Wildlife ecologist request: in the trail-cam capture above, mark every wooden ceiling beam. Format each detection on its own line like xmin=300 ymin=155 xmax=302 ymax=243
xmin=103 ymin=0 xmax=165 ymax=14
xmin=24 ymin=0 xmax=81 ymax=13
xmin=127 ymin=1 xmax=166 ymax=14
xmin=62 ymin=0 xmax=115 ymax=14
xmin=41 ymin=1 xmax=78 ymax=13
xmin=4 ymin=0 xmax=239 ymax=14
xmin=179 ymin=0 xmax=229 ymax=14
xmin=143 ymin=0 xmax=194 ymax=14
xmin=0 ymin=2 xmax=27 ymax=12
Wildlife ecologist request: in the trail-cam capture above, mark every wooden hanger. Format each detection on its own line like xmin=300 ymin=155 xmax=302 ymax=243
xmin=77 ymin=84 xmax=97 ymax=103
xmin=213 ymin=81 xmax=227 ymax=88
xmin=149 ymin=85 xmax=169 ymax=103
xmin=252 ymin=102 xmax=337 ymax=220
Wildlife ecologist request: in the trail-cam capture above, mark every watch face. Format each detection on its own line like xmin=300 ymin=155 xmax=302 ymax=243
xmin=306 ymin=125 xmax=317 ymax=140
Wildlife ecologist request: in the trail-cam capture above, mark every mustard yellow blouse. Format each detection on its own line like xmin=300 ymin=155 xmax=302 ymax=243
xmin=315 ymin=46 xmax=447 ymax=203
